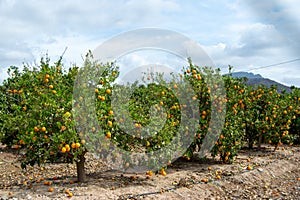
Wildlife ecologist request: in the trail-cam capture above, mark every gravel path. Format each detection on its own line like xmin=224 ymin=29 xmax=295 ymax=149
xmin=0 ymin=144 xmax=299 ymax=200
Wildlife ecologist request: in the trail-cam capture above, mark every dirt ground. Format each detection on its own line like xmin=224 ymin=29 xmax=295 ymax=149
xmin=0 ymin=143 xmax=299 ymax=200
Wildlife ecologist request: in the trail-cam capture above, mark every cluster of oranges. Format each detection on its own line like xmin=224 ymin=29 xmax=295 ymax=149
xmin=61 ymin=142 xmax=81 ymax=153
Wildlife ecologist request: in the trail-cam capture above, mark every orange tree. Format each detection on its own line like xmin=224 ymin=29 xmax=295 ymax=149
xmin=243 ymin=85 xmax=295 ymax=150
xmin=0 ymin=56 xmax=89 ymax=182
xmin=74 ymin=56 xmax=202 ymax=172
xmin=286 ymin=87 xmax=300 ymax=144
xmin=210 ymin=67 xmax=246 ymax=163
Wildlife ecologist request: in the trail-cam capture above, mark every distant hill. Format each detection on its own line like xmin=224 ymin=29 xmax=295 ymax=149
xmin=224 ymin=72 xmax=292 ymax=93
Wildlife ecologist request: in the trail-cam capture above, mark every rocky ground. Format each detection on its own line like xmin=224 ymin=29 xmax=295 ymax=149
xmin=0 ymin=144 xmax=299 ymax=200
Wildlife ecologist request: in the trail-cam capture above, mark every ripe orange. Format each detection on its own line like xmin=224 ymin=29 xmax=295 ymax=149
xmin=146 ymin=171 xmax=153 ymax=176
xmin=107 ymin=121 xmax=113 ymax=127
xmin=216 ymin=175 xmax=221 ymax=180
xmin=95 ymin=88 xmax=99 ymax=93
xmin=247 ymin=166 xmax=253 ymax=170
xmin=67 ymin=192 xmax=73 ymax=197
xmin=41 ymin=127 xmax=46 ymax=132
xmin=61 ymin=125 xmax=67 ymax=131
xmin=52 ymin=90 xmax=57 ymax=94
xmin=81 ymin=139 xmax=86 ymax=145
xmin=161 ymin=91 xmax=165 ymax=95
xmin=208 ymin=167 xmax=212 ymax=171
xmin=48 ymin=187 xmax=54 ymax=192
xmin=65 ymin=189 xmax=70 ymax=194
xmin=49 ymin=85 xmax=54 ymax=89
xmin=108 ymin=110 xmax=113 ymax=115
xmin=61 ymin=147 xmax=66 ymax=153
xmin=201 ymin=178 xmax=209 ymax=183
xmin=71 ymin=143 xmax=76 ymax=149
xmin=146 ymin=141 xmax=150 ymax=147
xmin=173 ymin=84 xmax=178 ymax=89
xmin=45 ymin=74 xmax=50 ymax=79
xmin=44 ymin=78 xmax=49 ymax=83
xmin=106 ymin=131 xmax=111 ymax=139
xmin=23 ymin=106 xmax=27 ymax=111
xmin=106 ymin=89 xmax=111 ymax=95
xmin=160 ymin=169 xmax=167 ymax=176
xmin=75 ymin=143 xmax=80 ymax=148
xmin=34 ymin=126 xmax=39 ymax=132
xmin=65 ymin=144 xmax=70 ymax=152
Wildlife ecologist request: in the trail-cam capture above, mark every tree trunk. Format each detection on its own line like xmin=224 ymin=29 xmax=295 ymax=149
xmin=257 ymin=133 xmax=263 ymax=150
xmin=76 ymin=153 xmax=86 ymax=183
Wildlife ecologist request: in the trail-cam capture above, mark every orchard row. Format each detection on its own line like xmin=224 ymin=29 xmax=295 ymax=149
xmin=0 ymin=54 xmax=299 ymax=182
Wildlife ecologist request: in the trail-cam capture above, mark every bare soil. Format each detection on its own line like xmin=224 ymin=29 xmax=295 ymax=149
xmin=0 ymin=144 xmax=299 ymax=200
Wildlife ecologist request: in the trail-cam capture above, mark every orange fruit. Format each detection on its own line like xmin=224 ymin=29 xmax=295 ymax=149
xmin=41 ymin=127 xmax=46 ymax=132
xmin=81 ymin=139 xmax=86 ymax=145
xmin=95 ymin=88 xmax=99 ymax=93
xmin=61 ymin=125 xmax=67 ymax=131
xmin=61 ymin=147 xmax=66 ymax=153
xmin=107 ymin=121 xmax=113 ymax=127
xmin=52 ymin=90 xmax=57 ymax=94
xmin=208 ymin=167 xmax=212 ymax=171
xmin=106 ymin=131 xmax=111 ymax=139
xmin=44 ymin=78 xmax=49 ymax=83
xmin=106 ymin=89 xmax=111 ymax=95
xmin=247 ymin=166 xmax=253 ymax=170
xmin=201 ymin=178 xmax=208 ymax=183
xmin=160 ymin=169 xmax=167 ymax=176
xmin=75 ymin=143 xmax=80 ymax=148
xmin=65 ymin=189 xmax=70 ymax=194
xmin=125 ymin=162 xmax=130 ymax=168
xmin=67 ymin=192 xmax=73 ymax=197
xmin=71 ymin=143 xmax=76 ymax=149
xmin=48 ymin=187 xmax=54 ymax=192
xmin=65 ymin=144 xmax=70 ymax=152
xmin=146 ymin=141 xmax=150 ymax=147
xmin=45 ymin=74 xmax=50 ymax=79
xmin=34 ymin=126 xmax=39 ymax=132
xmin=49 ymin=85 xmax=53 ymax=89
xmin=146 ymin=171 xmax=153 ymax=176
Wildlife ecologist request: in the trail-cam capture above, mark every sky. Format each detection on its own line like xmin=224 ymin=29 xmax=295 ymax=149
xmin=0 ymin=0 xmax=300 ymax=87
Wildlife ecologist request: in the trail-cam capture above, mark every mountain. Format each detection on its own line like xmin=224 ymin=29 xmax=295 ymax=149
xmin=225 ymin=72 xmax=292 ymax=93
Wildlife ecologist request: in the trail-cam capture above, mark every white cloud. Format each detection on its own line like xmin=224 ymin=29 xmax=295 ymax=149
xmin=0 ymin=0 xmax=300 ymax=87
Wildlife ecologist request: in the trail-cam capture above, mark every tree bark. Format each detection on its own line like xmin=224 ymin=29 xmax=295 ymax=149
xmin=76 ymin=153 xmax=86 ymax=183
xmin=258 ymin=133 xmax=263 ymax=150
